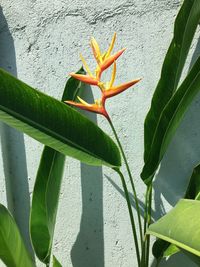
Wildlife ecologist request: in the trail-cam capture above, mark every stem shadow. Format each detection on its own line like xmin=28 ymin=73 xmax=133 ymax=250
xmin=71 ymin=85 xmax=104 ymax=267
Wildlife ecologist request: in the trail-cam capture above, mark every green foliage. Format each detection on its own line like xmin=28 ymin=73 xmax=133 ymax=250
xmin=141 ymin=54 xmax=200 ymax=184
xmin=147 ymin=199 xmax=200 ymax=263
xmin=142 ymin=0 xmax=200 ymax=184
xmin=152 ymin=163 xmax=200 ymax=262
xmin=0 ymin=68 xmax=121 ymax=168
xmin=0 ymin=204 xmax=35 ymax=267
xmin=30 ymin=68 xmax=85 ymax=264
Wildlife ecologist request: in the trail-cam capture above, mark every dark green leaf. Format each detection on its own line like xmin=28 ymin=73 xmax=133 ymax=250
xmin=152 ymin=239 xmax=179 ymax=261
xmin=30 ymin=68 xmax=85 ymax=263
xmin=141 ymin=55 xmax=200 ymax=184
xmin=0 ymin=68 xmax=121 ymax=167
xmin=185 ymin=163 xmax=200 ymax=200
xmin=152 ymin=239 xmax=171 ymax=259
xmin=0 ymin=204 xmax=35 ymax=267
xmin=144 ymin=0 xmax=200 ymax=162
xmin=53 ymin=255 xmax=62 ymax=267
xmin=147 ymin=199 xmax=200 ymax=259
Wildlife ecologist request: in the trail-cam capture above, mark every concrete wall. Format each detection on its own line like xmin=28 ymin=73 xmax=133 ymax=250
xmin=0 ymin=0 xmax=200 ymax=266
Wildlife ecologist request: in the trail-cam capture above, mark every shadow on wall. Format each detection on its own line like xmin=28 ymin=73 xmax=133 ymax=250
xmin=71 ymin=85 xmax=104 ymax=267
xmin=152 ymin=37 xmax=200 ymax=267
xmin=0 ymin=7 xmax=34 ymax=256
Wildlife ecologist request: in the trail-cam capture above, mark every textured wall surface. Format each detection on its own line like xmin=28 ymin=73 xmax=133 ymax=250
xmin=0 ymin=0 xmax=200 ymax=266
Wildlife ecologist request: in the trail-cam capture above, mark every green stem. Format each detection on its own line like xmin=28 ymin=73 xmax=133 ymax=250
xmin=114 ymin=168 xmax=141 ymax=266
xmin=142 ymin=184 xmax=152 ymax=267
xmin=140 ymin=234 xmax=147 ymax=267
xmin=145 ymin=184 xmax=152 ymax=267
xmin=107 ymin=118 xmax=143 ymax=250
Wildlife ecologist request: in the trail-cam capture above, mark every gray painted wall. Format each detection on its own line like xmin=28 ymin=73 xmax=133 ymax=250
xmin=0 ymin=0 xmax=199 ymax=266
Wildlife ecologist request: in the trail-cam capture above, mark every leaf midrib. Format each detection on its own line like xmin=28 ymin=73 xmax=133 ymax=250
xmin=147 ymin=230 xmax=200 ymax=257
xmin=174 ymin=0 xmax=196 ymax=89
xmin=159 ymin=64 xmax=200 ymax=161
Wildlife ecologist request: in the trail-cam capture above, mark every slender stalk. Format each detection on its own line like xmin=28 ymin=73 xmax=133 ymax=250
xmin=107 ymin=118 xmax=143 ymax=250
xmin=141 ymin=184 xmax=152 ymax=267
xmin=145 ymin=184 xmax=152 ymax=267
xmin=114 ymin=168 xmax=141 ymax=266
xmin=143 ymin=186 xmax=150 ymax=236
xmin=140 ymin=234 xmax=147 ymax=267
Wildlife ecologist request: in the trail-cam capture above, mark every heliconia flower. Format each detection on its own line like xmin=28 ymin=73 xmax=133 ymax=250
xmin=65 ymin=96 xmax=109 ymax=118
xmin=90 ymin=33 xmax=125 ymax=79
xmin=66 ymin=33 xmax=142 ymax=119
xmin=77 ymin=33 xmax=124 ymax=79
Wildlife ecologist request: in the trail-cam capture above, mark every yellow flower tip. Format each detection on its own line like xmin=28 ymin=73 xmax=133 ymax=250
xmin=80 ymin=54 xmax=93 ymax=77
xmin=77 ymin=96 xmax=92 ymax=106
xmin=109 ymin=61 xmax=117 ymax=88
xmin=106 ymin=32 xmax=117 ymax=58
xmin=90 ymin=37 xmax=101 ymax=63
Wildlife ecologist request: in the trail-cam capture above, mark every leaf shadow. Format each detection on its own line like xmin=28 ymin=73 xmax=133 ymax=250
xmin=0 ymin=7 xmax=34 ymax=257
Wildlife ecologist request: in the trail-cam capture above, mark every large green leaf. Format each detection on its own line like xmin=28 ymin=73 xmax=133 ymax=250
xmin=0 ymin=204 xmax=35 ymax=267
xmin=152 ymin=163 xmax=200 ymax=261
xmin=141 ymin=55 xmax=200 ymax=184
xmin=147 ymin=199 xmax=200 ymax=261
xmin=30 ymin=68 xmax=85 ymax=263
xmin=0 ymin=68 xmax=121 ymax=167
xmin=144 ymin=0 xmax=200 ymax=162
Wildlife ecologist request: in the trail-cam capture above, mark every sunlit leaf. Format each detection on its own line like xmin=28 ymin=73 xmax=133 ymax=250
xmin=147 ymin=199 xmax=200 ymax=261
xmin=0 ymin=204 xmax=35 ymax=267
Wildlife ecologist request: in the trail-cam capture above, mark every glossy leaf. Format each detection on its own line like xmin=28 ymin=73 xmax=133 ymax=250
xmin=152 ymin=163 xmax=200 ymax=261
xmin=144 ymin=0 xmax=200 ymax=162
xmin=30 ymin=68 xmax=85 ymax=263
xmin=185 ymin=163 xmax=200 ymax=200
xmin=0 ymin=68 xmax=121 ymax=168
xmin=0 ymin=204 xmax=34 ymax=267
xmin=147 ymin=199 xmax=200 ymax=258
xmin=141 ymin=55 xmax=200 ymax=184
xmin=53 ymin=255 xmax=62 ymax=267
